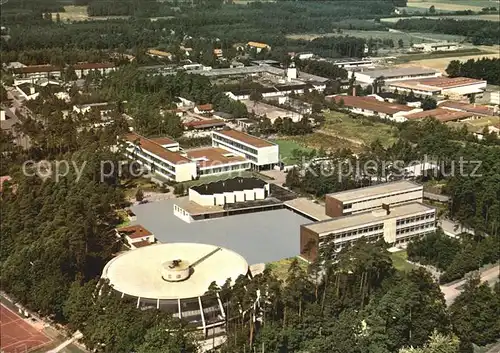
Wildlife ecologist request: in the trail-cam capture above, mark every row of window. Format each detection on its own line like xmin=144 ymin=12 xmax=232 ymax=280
xmin=128 ymin=152 xmax=175 ymax=178
xmin=345 ymin=197 xmax=423 ymax=215
xmin=200 ymin=163 xmax=250 ymax=175
xmin=130 ymin=147 xmax=176 ymax=173
xmin=319 ymin=233 xmax=384 ymax=249
xmin=341 ymin=188 xmax=422 ymax=210
xmin=394 ymin=231 xmax=433 ymax=245
xmin=396 ymin=222 xmax=435 ymax=235
xmin=320 ymin=223 xmax=384 ymax=240
xmin=396 ymin=213 xmax=434 ymax=226
xmin=213 ymin=135 xmax=258 ymax=156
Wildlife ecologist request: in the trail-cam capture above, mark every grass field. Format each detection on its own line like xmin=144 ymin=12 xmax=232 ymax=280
xmin=266 ymin=257 xmax=309 ymax=282
xmin=381 ymin=14 xmax=500 ymax=22
xmin=287 ymin=30 xmax=465 ymax=47
xmin=406 ymin=0 xmax=493 ymax=12
xmin=390 ymin=250 xmax=416 ymax=272
xmin=397 ymin=50 xmax=500 ymax=71
xmin=322 ymin=111 xmax=398 ymax=148
xmin=272 ymin=139 xmax=313 ymax=165
xmin=52 ymin=6 xmax=89 ymax=21
xmin=291 ymin=132 xmax=364 ymax=153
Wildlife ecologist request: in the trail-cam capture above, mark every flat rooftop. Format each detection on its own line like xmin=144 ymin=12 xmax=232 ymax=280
xmin=390 ymin=77 xmax=485 ymax=91
xmin=213 ymin=129 xmax=275 ymax=148
xmin=191 ymin=177 xmax=267 ymax=195
xmin=327 ymin=180 xmax=422 ymax=203
xmin=303 ymin=202 xmax=435 ymax=235
xmin=284 ymin=198 xmax=331 ymax=221
xmin=360 ymin=67 xmax=440 ymax=79
xmin=186 ymin=147 xmax=247 ymax=168
xmin=130 ymin=199 xmax=310 ymax=264
xmin=102 ymin=243 xmax=249 ymax=300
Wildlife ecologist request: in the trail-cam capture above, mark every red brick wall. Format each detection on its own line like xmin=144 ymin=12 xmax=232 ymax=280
xmin=325 ymin=196 xmax=343 ymax=218
xmin=300 ymin=226 xmax=319 ymax=262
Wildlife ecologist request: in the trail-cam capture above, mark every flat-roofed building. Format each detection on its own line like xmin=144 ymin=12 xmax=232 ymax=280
xmin=212 ymin=129 xmax=279 ymax=169
xmin=412 ymin=42 xmax=460 ymax=53
xmin=300 ymin=202 xmax=436 ymax=262
xmin=122 ymin=132 xmax=197 ymax=182
xmin=247 ymin=41 xmax=271 ymax=53
xmin=116 ymin=224 xmax=156 ymax=249
xmin=353 ymin=67 xmax=442 ymax=85
xmin=12 ymin=65 xmax=62 ymax=79
xmin=325 ymin=180 xmax=423 ymax=217
xmin=388 ymin=77 xmax=486 ymax=98
xmin=186 ymin=147 xmax=251 ymax=176
xmin=73 ymin=62 xmax=116 ymax=78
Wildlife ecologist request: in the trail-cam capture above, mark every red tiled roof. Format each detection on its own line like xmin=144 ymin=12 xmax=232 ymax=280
xmin=0 ymin=176 xmax=12 ymax=193
xmin=330 ymin=95 xmax=413 ymax=115
xmin=215 ymin=129 xmax=274 ymax=148
xmin=132 ymin=240 xmax=154 ymax=248
xmin=184 ymin=119 xmax=226 ymax=128
xmin=405 ymin=108 xmax=474 ymax=122
xmin=117 ymin=225 xmax=152 ymax=239
xmin=439 ymin=101 xmax=495 ymax=116
xmin=14 ymin=65 xmax=61 ymax=74
xmin=418 ymin=77 xmax=485 ymax=88
xmin=123 ymin=132 xmax=190 ymax=164
xmin=73 ymin=62 xmax=115 ymax=70
xmin=196 ymin=104 xmax=213 ymax=111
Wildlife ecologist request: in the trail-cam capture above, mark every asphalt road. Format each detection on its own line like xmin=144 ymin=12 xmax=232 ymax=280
xmin=440 ymin=264 xmax=499 ymax=305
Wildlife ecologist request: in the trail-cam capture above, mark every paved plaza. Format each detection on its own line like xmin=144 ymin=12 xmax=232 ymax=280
xmin=131 ymin=199 xmax=310 ymax=265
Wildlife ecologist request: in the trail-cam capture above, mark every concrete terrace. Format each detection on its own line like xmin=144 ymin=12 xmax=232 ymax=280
xmin=130 ymin=199 xmax=311 ymax=264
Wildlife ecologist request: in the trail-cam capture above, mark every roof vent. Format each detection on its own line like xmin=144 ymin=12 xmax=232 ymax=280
xmin=161 ymin=259 xmax=191 ymax=282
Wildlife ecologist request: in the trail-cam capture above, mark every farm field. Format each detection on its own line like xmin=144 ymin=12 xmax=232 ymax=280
xmin=381 ymin=14 xmax=500 ymax=23
xmin=321 ymin=111 xmax=398 ymax=148
xmin=52 ymin=5 xmax=89 ymax=21
xmin=406 ymin=0 xmax=494 ymax=12
xmin=287 ymin=30 xmax=465 ymax=47
xmin=397 ymin=50 xmax=500 ymax=72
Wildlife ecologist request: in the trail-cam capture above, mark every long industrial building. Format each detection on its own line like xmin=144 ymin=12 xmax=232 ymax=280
xmin=325 ymin=181 xmax=424 ymax=217
xmin=300 ymin=202 xmax=436 ymax=262
xmin=353 ymin=67 xmax=442 ymax=85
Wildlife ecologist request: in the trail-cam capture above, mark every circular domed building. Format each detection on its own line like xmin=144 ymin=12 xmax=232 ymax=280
xmin=100 ymin=243 xmax=250 ymax=336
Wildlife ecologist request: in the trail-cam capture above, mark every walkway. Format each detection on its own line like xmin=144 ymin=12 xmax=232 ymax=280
xmin=440 ymin=264 xmax=499 ymax=305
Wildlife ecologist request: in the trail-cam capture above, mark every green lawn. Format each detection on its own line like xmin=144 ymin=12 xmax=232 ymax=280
xmin=272 ymin=139 xmax=313 ymax=165
xmin=390 ymin=250 xmax=416 ymax=272
xmin=266 ymin=257 xmax=309 ymax=282
xmin=323 ymin=110 xmax=398 ymax=147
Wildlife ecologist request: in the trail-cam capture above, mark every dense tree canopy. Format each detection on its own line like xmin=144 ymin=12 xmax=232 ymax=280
xmin=446 ymin=58 xmax=500 ymax=86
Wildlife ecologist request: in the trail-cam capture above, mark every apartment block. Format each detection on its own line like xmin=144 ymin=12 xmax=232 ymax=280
xmin=211 ymin=129 xmax=279 ymax=169
xmin=300 ymin=203 xmax=436 ymax=262
xmin=325 ymin=181 xmax=423 ymax=217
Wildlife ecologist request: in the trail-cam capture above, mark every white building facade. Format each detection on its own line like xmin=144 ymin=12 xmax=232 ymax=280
xmin=211 ymin=130 xmax=279 ymax=169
